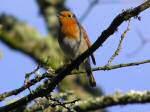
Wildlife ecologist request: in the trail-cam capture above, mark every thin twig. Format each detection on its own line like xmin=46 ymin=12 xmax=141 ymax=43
xmin=48 ymin=94 xmax=78 ymax=112
xmin=106 ymin=20 xmax=131 ymax=65
xmin=0 ymin=72 xmax=51 ymax=102
xmin=24 ymin=65 xmax=41 ymax=85
xmin=127 ymin=28 xmax=150 ymax=57
xmin=79 ymin=0 xmax=99 ymax=22
xmin=72 ymin=59 xmax=150 ymax=74
xmin=24 ymin=91 xmax=77 ymax=111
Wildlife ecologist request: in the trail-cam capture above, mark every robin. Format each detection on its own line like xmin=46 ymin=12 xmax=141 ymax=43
xmin=57 ymin=11 xmax=96 ymax=87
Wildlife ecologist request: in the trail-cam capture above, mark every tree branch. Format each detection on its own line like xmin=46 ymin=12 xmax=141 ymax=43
xmin=73 ymin=59 xmax=150 ymax=74
xmin=0 ymin=72 xmax=49 ymax=102
xmin=106 ymin=20 xmax=130 ymax=65
xmin=0 ymin=1 xmax=150 ymax=111
xmin=0 ymin=14 xmax=64 ymax=68
xmin=79 ymin=0 xmax=99 ymax=22
xmin=36 ymin=0 xmax=68 ymax=37
xmin=74 ymin=90 xmax=150 ymax=111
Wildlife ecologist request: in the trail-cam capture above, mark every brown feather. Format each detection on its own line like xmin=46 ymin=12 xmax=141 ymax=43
xmin=81 ymin=26 xmax=96 ymax=65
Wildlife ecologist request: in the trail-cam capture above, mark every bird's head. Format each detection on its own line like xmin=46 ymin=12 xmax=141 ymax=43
xmin=57 ymin=11 xmax=77 ymax=26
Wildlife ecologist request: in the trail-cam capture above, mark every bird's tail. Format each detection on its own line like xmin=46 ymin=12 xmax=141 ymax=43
xmin=84 ymin=58 xmax=96 ymax=87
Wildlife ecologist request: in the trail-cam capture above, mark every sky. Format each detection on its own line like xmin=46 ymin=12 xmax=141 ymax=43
xmin=0 ymin=0 xmax=150 ymax=112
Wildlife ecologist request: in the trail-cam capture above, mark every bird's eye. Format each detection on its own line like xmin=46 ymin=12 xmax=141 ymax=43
xmin=68 ymin=15 xmax=72 ymax=18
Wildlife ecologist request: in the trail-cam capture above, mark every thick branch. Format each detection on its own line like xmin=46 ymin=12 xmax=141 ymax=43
xmin=74 ymin=91 xmax=150 ymax=111
xmin=0 ymin=1 xmax=150 ymax=111
xmin=0 ymin=14 xmax=64 ymax=68
xmin=36 ymin=0 xmax=68 ymax=37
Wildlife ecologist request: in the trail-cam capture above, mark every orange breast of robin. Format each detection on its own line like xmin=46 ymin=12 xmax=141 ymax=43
xmin=60 ymin=19 xmax=79 ymax=40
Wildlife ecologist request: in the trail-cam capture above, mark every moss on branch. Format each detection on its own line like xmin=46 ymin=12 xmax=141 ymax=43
xmin=0 ymin=14 xmax=64 ymax=69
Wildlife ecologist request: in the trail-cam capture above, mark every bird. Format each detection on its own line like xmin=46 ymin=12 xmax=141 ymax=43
xmin=57 ymin=11 xmax=96 ymax=87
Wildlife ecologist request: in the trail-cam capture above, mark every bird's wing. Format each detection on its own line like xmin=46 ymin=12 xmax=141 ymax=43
xmin=80 ymin=25 xmax=96 ymax=65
